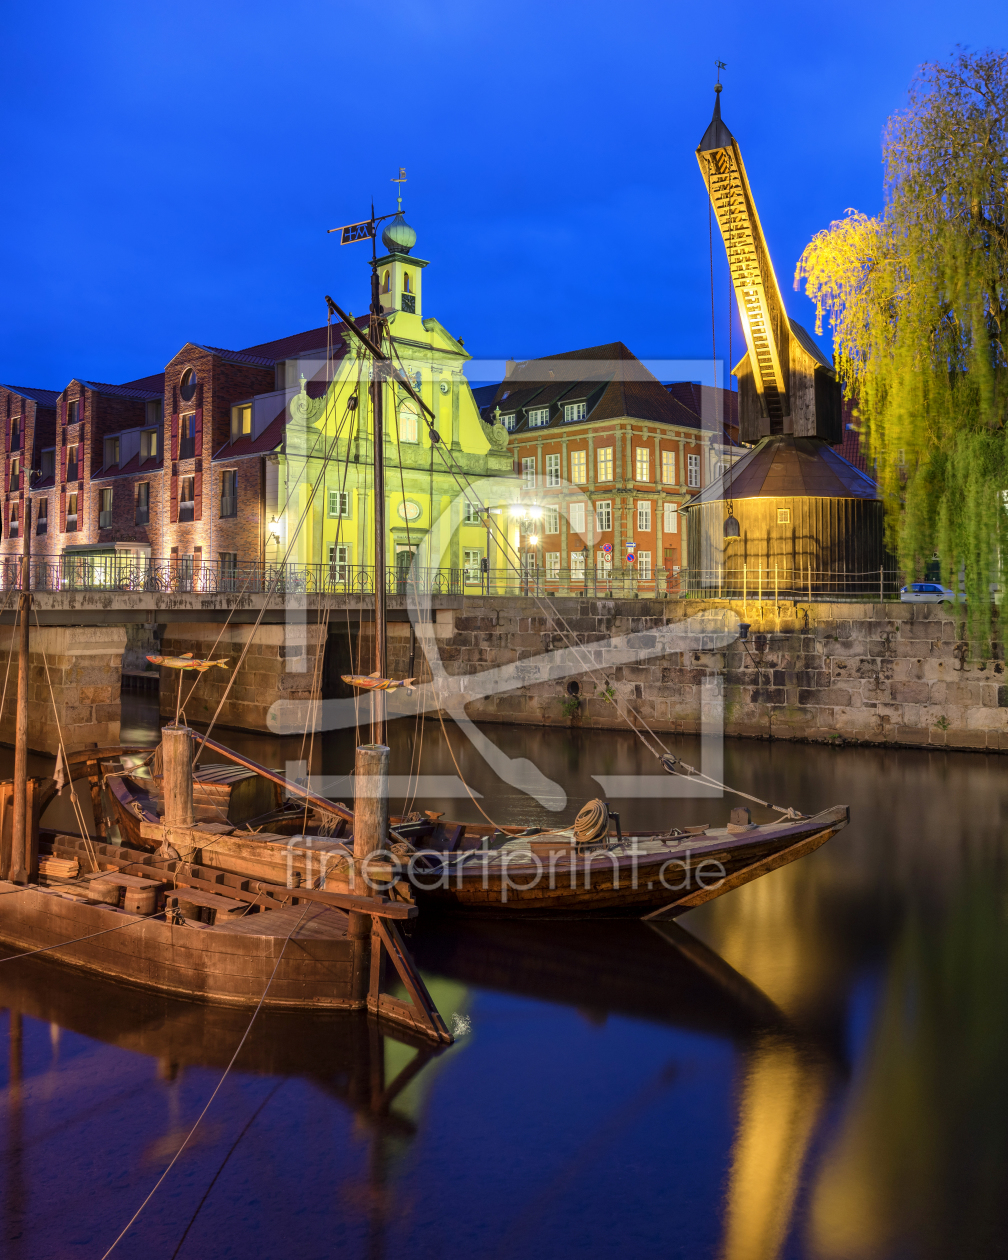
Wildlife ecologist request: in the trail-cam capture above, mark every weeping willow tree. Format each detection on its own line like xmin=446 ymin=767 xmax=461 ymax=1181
xmin=796 ymin=50 xmax=1008 ymax=646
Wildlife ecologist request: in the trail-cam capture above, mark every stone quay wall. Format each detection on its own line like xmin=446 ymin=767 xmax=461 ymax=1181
xmin=158 ymin=620 xmax=325 ymax=731
xmin=416 ymin=597 xmax=1007 ymax=753
xmin=0 ymin=625 xmax=126 ymax=754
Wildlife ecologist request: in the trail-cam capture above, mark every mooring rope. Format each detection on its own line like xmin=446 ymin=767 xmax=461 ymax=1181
xmin=101 ymin=903 xmax=315 ymax=1259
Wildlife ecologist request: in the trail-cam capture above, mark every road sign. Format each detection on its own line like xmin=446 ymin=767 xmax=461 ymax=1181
xmin=336 ymin=220 xmax=376 ymax=245
xmin=601 ymin=543 xmax=612 ymax=554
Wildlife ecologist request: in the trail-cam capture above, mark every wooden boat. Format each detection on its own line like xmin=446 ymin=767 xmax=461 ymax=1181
xmin=91 ymin=740 xmax=848 ymax=920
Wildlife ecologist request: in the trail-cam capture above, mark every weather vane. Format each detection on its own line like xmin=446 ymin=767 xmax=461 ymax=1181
xmin=391 ymin=166 xmax=407 ymax=211
xmin=715 ymin=59 xmax=726 ymax=90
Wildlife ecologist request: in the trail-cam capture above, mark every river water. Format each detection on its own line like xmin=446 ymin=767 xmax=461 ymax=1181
xmin=3 ymin=695 xmax=1008 ymax=1258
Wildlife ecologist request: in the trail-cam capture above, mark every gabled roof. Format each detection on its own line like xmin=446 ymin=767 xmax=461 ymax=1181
xmin=788 ymin=319 xmax=833 ymax=371
xmin=485 ymin=342 xmax=698 ymax=433
xmin=240 ymin=320 xmax=366 ymax=361
xmin=194 ymin=345 xmax=277 ymax=369
xmin=83 ymin=380 xmax=163 ymax=401
xmin=119 ymin=372 xmax=166 ymax=393
xmin=2 ymin=385 xmax=61 ymax=408
xmin=665 ymin=382 xmax=739 ymax=444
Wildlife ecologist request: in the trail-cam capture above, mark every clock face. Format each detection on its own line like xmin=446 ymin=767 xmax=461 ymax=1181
xmin=397 ymin=500 xmax=421 ymax=522
xmin=439 ymin=380 xmax=450 ymax=395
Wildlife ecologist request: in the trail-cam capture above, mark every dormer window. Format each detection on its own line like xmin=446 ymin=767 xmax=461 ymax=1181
xmin=528 ymin=408 xmax=549 ymax=428
xmin=501 ymin=414 xmax=517 ymax=431
xmin=104 ymin=436 xmax=120 ymax=468
xmin=564 ymin=402 xmax=586 ymax=423
xmin=231 ymin=404 xmax=251 ymax=443
xmin=141 ymin=429 xmax=158 ymax=461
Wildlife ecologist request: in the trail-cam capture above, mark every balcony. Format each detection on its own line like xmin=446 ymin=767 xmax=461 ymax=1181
xmin=220 ymin=495 xmax=237 ymax=518
xmin=178 ymin=436 xmax=196 ymax=461
xmin=99 ymin=510 xmax=113 ymax=529
xmin=179 ymin=502 xmax=194 ymax=523
xmin=135 ymin=506 xmax=149 ymax=525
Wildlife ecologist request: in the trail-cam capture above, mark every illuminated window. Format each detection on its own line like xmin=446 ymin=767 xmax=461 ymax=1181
xmin=635 ymin=447 xmax=650 ymax=482
xmin=231 ymin=405 xmax=251 ymax=443
xmin=141 ymin=429 xmax=158 ymax=460
xmin=777 ymin=507 xmax=791 ymax=524
xmin=662 ymin=450 xmax=675 ymax=484
xmin=570 ymin=450 xmax=586 ymax=484
xmin=597 ymin=446 xmax=613 ymax=482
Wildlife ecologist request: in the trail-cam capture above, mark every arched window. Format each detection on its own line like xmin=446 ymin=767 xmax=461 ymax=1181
xmin=381 ymin=270 xmax=390 ymax=294
xmin=403 ymin=271 xmax=411 ymax=294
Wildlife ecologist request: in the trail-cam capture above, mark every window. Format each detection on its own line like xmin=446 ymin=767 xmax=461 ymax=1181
xmin=638 ymin=551 xmax=652 ymax=580
xmin=637 ymin=501 xmax=652 ymax=531
xmin=597 ymin=446 xmax=613 ymax=482
xmin=564 ymin=402 xmax=586 ymax=423
xmin=141 ymin=428 xmax=158 ymax=460
xmin=381 ymin=269 xmax=390 ymax=294
xmin=10 ymin=417 xmax=20 ymax=450
xmin=220 ymin=552 xmax=239 ymax=592
xmin=687 ymin=454 xmax=700 ymax=487
xmin=180 ymin=414 xmax=196 ymax=460
xmin=570 ymin=450 xmax=586 ymax=484
xmin=68 ymin=400 xmax=78 ymax=424
xmin=545 ymin=506 xmax=560 ymax=534
xmin=663 ymin=501 xmax=678 ymax=533
xmin=501 ymin=414 xmax=517 ymax=431
xmin=231 ymin=405 xmax=251 ymax=443
xmin=463 ymin=500 xmax=481 ymax=524
xmin=403 ymin=271 xmax=412 ymax=294
xmin=571 ymin=550 xmax=586 ymax=579
xmin=328 ymin=490 xmax=350 ymax=518
xmin=104 ymin=436 xmax=120 ymax=468
xmin=522 ymin=457 xmax=536 ymax=489
xmin=36 ymin=499 xmax=47 ymax=534
xmin=635 ymin=447 xmax=650 ymax=482
xmin=329 ymin=544 xmax=351 ymax=582
xmin=546 ymin=453 xmax=561 ymax=487
xmin=177 ymin=554 xmax=194 ymax=589
xmin=99 ymin=488 xmax=113 ymax=528
xmin=9 ymin=503 xmax=18 ymax=538
xmin=398 ymin=403 xmax=419 ymax=443
xmin=136 ymin=482 xmax=150 ymax=525
xmin=66 ymin=444 xmax=79 ymax=481
xmin=662 ymin=450 xmax=676 ymax=484
xmin=463 ymin=549 xmax=482 ymax=583
xmin=179 ymin=368 xmax=198 ymax=404
xmin=545 ymin=552 xmax=561 ymax=579
xmin=529 ymin=408 xmax=549 ymax=428
xmin=221 ymin=470 xmax=237 ymax=518
xmin=596 ymin=500 xmax=612 ymax=532
xmin=67 ymin=492 xmax=78 ymax=530
xmin=146 ymin=399 xmax=162 ymax=428
xmin=777 ymin=507 xmax=791 ymax=525
xmin=179 ymin=476 xmax=195 ymax=522
xmin=569 ymin=501 xmax=585 ymax=533
xmin=9 ymin=456 xmax=19 ymax=493
xmin=41 ymin=449 xmax=54 ymax=480
xmin=597 ymin=548 xmax=612 ymax=575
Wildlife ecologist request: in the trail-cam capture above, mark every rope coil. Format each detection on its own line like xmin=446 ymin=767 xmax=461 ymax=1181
xmin=573 ymin=799 xmax=609 ymax=848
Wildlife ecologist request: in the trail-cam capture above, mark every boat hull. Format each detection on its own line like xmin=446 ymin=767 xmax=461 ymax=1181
xmin=408 ymin=807 xmax=849 ymax=919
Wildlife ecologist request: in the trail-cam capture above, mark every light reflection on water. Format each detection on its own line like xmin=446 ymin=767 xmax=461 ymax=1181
xmin=2 ymin=695 xmax=1007 ymax=1258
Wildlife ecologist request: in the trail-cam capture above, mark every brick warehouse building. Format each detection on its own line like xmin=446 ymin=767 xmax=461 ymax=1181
xmin=1 ymin=384 xmax=59 ymax=567
xmin=486 ymin=343 xmax=711 ymax=587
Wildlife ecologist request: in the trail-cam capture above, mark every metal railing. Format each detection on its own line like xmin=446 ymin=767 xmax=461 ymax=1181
xmin=0 ymin=556 xmax=932 ymax=603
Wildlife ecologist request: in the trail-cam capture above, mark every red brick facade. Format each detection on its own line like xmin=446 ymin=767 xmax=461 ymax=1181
xmin=0 ymin=384 xmax=58 ymax=564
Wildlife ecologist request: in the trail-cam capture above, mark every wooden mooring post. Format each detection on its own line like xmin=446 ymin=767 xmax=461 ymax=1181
xmin=10 ymin=500 xmax=31 ymax=885
xmin=162 ymin=724 xmax=194 ymax=831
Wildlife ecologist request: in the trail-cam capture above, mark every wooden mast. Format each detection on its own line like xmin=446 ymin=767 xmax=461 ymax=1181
xmin=369 ymin=204 xmax=387 ymax=746
xmin=11 ymin=497 xmax=31 ymax=885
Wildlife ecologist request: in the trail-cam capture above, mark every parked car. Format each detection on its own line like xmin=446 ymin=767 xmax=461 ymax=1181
xmin=900 ymin=582 xmax=963 ymax=604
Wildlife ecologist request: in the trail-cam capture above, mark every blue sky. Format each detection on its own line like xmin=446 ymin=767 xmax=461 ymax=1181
xmin=2 ymin=1 xmax=1006 ymax=391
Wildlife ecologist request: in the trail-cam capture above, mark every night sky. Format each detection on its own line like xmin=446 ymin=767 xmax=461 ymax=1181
xmin=2 ymin=1 xmax=1006 ymax=391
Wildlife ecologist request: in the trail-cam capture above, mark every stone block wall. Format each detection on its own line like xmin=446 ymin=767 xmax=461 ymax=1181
xmin=417 ymin=597 xmax=1008 ymax=752
xmin=0 ymin=625 xmax=126 ymax=754
xmin=158 ymin=620 xmax=325 ymax=731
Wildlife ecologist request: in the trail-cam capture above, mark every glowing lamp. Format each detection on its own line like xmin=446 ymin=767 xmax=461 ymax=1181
xmin=268 ymin=515 xmax=281 ymax=541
